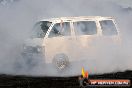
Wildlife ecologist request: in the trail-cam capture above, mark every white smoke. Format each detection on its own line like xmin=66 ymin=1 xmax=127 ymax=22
xmin=0 ymin=0 xmax=132 ymax=76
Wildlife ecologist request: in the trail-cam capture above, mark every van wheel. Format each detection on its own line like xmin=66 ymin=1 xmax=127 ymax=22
xmin=52 ymin=53 xmax=69 ymax=70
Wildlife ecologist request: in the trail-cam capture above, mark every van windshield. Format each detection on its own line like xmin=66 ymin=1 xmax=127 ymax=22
xmin=31 ymin=21 xmax=52 ymax=38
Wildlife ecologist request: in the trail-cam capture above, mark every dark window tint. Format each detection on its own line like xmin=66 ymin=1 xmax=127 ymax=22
xmin=32 ymin=21 xmax=51 ymax=38
xmin=74 ymin=21 xmax=97 ymax=35
xmin=48 ymin=22 xmax=71 ymax=38
xmin=100 ymin=20 xmax=118 ymax=36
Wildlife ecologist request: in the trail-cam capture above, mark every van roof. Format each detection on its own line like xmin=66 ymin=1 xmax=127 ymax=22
xmin=40 ymin=16 xmax=114 ymax=22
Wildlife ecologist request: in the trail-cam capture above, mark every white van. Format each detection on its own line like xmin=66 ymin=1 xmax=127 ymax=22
xmin=22 ymin=16 xmax=120 ymax=76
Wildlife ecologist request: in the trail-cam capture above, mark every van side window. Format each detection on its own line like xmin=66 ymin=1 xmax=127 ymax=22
xmin=74 ymin=21 xmax=97 ymax=35
xmin=48 ymin=22 xmax=71 ymax=38
xmin=100 ymin=20 xmax=118 ymax=36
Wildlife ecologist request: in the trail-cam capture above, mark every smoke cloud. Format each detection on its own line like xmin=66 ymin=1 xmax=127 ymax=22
xmin=0 ymin=0 xmax=132 ymax=76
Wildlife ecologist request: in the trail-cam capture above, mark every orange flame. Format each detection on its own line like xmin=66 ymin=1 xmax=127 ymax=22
xmin=82 ymin=67 xmax=89 ymax=78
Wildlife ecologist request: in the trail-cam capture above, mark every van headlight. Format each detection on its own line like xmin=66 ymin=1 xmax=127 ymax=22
xmin=23 ymin=45 xmax=44 ymax=53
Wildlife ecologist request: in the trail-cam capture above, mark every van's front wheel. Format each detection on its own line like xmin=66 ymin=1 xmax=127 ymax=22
xmin=52 ymin=53 xmax=69 ymax=70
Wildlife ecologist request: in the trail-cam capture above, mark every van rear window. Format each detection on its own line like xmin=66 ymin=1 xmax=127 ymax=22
xmin=100 ymin=20 xmax=118 ymax=36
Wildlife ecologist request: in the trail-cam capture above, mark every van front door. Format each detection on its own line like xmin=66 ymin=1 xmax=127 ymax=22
xmin=44 ymin=22 xmax=74 ymax=63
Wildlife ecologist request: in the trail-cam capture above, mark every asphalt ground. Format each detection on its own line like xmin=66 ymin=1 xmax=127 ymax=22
xmin=0 ymin=70 xmax=131 ymax=88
